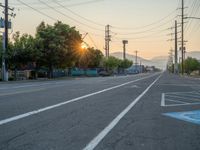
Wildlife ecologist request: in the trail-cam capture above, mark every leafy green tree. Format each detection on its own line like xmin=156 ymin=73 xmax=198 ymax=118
xmin=184 ymin=57 xmax=200 ymax=74
xmin=36 ymin=21 xmax=82 ymax=78
xmin=87 ymin=48 xmax=104 ymax=68
xmin=103 ymin=56 xmax=121 ymax=70
xmin=11 ymin=32 xmax=40 ymax=69
xmin=119 ymin=59 xmax=133 ymax=69
xmin=77 ymin=47 xmax=103 ymax=68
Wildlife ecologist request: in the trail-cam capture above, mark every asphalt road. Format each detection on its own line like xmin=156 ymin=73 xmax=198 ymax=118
xmin=0 ymin=72 xmax=200 ymax=150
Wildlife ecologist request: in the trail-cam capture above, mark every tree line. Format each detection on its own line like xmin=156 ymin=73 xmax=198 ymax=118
xmin=168 ymin=57 xmax=200 ymax=75
xmin=0 ymin=21 xmax=133 ymax=79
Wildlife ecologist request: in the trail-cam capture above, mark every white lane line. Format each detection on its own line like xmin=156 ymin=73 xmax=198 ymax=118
xmin=166 ymin=95 xmax=200 ymax=102
xmin=83 ymin=74 xmax=162 ymax=150
xmin=165 ymin=98 xmax=189 ymax=104
xmin=164 ymin=102 xmax=200 ymax=107
xmin=164 ymin=91 xmax=195 ymax=94
xmin=161 ymin=93 xmax=165 ymax=106
xmin=0 ymin=88 xmax=46 ymax=97
xmin=169 ymin=93 xmax=200 ymax=99
xmin=0 ymin=73 xmax=159 ymax=126
xmin=0 ymin=82 xmax=63 ymax=90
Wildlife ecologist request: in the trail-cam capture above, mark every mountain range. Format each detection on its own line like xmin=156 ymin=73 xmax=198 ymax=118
xmin=111 ymin=51 xmax=200 ymax=69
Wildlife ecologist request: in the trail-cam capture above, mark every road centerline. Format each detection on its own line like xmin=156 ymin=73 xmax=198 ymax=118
xmin=83 ymin=73 xmax=162 ymax=150
xmin=0 ymin=73 xmax=159 ymax=126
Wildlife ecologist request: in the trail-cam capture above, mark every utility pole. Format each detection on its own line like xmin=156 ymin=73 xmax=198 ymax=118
xmin=181 ymin=0 xmax=184 ymax=75
xmin=0 ymin=1 xmax=14 ymax=81
xmin=139 ymin=60 xmax=142 ymax=73
xmin=1 ymin=0 xmax=8 ymax=81
xmin=122 ymin=40 xmax=128 ymax=60
xmin=135 ymin=50 xmax=138 ymax=72
xmin=105 ymin=25 xmax=111 ymax=58
xmin=135 ymin=50 xmax=138 ymax=65
xmin=174 ymin=20 xmax=178 ymax=74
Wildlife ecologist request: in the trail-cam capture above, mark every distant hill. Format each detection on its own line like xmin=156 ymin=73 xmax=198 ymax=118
xmin=110 ymin=52 xmax=151 ymax=63
xmin=110 ymin=51 xmax=200 ymax=69
xmin=186 ymin=51 xmax=200 ymax=59
xmin=110 ymin=52 xmax=167 ymax=69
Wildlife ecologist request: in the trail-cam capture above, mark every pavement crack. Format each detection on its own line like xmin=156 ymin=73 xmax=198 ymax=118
xmin=2 ymin=131 xmax=26 ymax=148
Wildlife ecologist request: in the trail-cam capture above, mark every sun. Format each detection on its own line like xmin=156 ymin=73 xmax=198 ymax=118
xmin=81 ymin=43 xmax=88 ymax=49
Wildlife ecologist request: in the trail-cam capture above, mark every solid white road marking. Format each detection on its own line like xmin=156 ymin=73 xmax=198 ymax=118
xmin=0 ymin=73 xmax=159 ymax=126
xmin=164 ymin=102 xmax=200 ymax=107
xmin=0 ymin=88 xmax=46 ymax=97
xmin=166 ymin=95 xmax=200 ymax=102
xmin=169 ymin=93 xmax=200 ymax=99
xmin=165 ymin=98 xmax=189 ymax=104
xmin=83 ymin=74 xmax=162 ymax=150
xmin=161 ymin=93 xmax=165 ymax=106
xmin=130 ymin=85 xmax=140 ymax=88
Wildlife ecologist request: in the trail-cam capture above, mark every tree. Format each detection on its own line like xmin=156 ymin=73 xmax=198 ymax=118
xmin=77 ymin=47 xmax=103 ymax=68
xmin=11 ymin=32 xmax=40 ymax=69
xmin=36 ymin=21 xmax=82 ymax=78
xmin=119 ymin=59 xmax=133 ymax=69
xmin=103 ymin=56 xmax=121 ymax=70
xmin=184 ymin=57 xmax=200 ymax=74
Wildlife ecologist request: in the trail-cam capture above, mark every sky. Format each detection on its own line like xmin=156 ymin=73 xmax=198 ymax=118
xmin=1 ymin=0 xmax=200 ymax=60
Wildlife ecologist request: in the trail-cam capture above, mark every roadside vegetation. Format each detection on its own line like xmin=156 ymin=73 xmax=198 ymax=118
xmin=168 ymin=57 xmax=200 ymax=76
xmin=0 ymin=21 xmax=133 ymax=80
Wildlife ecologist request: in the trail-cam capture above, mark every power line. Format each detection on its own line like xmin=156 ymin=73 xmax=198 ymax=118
xmin=52 ymin=0 xmax=105 ymax=27
xmin=111 ymin=17 xmax=176 ymax=36
xmin=10 ymin=0 xmax=68 ymax=5
xmin=113 ymin=28 xmax=168 ymax=40
xmin=38 ymin=0 xmax=104 ymax=32
xmin=87 ymin=33 xmax=99 ymax=49
xmin=17 ymin=0 xmax=104 ymax=49
xmin=111 ymin=9 xmax=177 ymax=30
xmin=12 ymin=0 xmax=104 ymax=9
xmin=17 ymin=0 xmax=57 ymax=21
xmin=185 ymin=0 xmax=199 ymax=34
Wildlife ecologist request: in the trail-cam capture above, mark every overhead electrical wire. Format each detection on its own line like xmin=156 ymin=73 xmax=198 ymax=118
xmin=111 ymin=17 xmax=176 ymax=36
xmin=13 ymin=0 xmax=104 ymax=10
xmin=185 ymin=0 xmax=199 ymax=33
xmin=87 ymin=33 xmax=99 ymax=49
xmin=186 ymin=0 xmax=200 ymax=35
xmin=52 ymin=0 xmax=105 ymax=27
xmin=15 ymin=0 xmax=189 ymax=50
xmin=11 ymin=0 xmax=68 ymax=6
xmin=17 ymin=0 xmax=57 ymax=21
xmin=111 ymin=9 xmax=177 ymax=30
xmin=38 ymin=0 xmax=104 ymax=32
xmin=16 ymin=0 xmax=104 ymax=48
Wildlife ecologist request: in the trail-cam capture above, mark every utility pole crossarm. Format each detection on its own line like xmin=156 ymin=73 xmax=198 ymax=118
xmin=185 ymin=17 xmax=200 ymax=20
